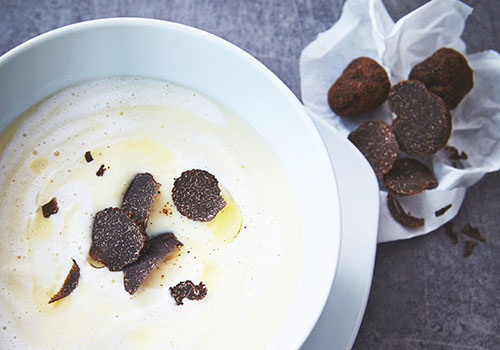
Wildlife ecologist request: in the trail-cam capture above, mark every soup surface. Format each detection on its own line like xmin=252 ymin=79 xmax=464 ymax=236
xmin=0 ymin=77 xmax=303 ymax=349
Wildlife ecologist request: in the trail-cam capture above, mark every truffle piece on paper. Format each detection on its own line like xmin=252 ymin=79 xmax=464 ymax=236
xmin=388 ymin=80 xmax=451 ymax=156
xmin=384 ymin=158 xmax=438 ymax=196
xmin=348 ymin=120 xmax=399 ymax=176
xmin=328 ymin=57 xmax=390 ymax=117
xmin=409 ymin=47 xmax=473 ymax=110
xmin=387 ymin=193 xmax=425 ymax=228
xmin=463 ymin=240 xmax=478 ymax=258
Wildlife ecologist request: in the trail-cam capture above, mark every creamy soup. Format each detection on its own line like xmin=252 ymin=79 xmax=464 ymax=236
xmin=0 ymin=77 xmax=303 ymax=349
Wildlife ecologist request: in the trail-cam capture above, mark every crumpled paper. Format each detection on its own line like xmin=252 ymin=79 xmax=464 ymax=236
xmin=300 ymin=0 xmax=500 ymax=243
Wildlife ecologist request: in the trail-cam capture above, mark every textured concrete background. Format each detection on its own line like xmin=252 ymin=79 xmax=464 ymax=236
xmin=1 ymin=0 xmax=499 ymax=349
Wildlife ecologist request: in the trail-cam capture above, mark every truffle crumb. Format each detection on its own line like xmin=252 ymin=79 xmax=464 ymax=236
xmin=48 ymin=259 xmax=80 ymax=304
xmin=162 ymin=203 xmax=173 ymax=216
xmin=170 ymin=280 xmax=207 ymax=305
xmin=445 ymin=146 xmax=468 ymax=161
xmin=387 ymin=193 xmax=424 ymax=228
xmin=435 ymin=204 xmax=452 ymax=217
xmin=42 ymin=197 xmax=59 ymax=218
xmin=85 ymin=151 xmax=94 ymax=163
xmin=463 ymin=240 xmax=478 ymax=258
xmin=444 ymin=221 xmax=458 ymax=244
xmin=96 ymin=164 xmax=107 ymax=176
xmin=461 ymin=223 xmax=486 ymax=242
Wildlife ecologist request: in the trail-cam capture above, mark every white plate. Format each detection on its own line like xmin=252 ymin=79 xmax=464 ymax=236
xmin=302 ymin=114 xmax=379 ymax=349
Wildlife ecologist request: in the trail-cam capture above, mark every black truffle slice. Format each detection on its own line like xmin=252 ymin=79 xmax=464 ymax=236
xmin=435 ymin=204 xmax=452 ymax=217
xmin=348 ymin=120 xmax=399 ymax=176
xmin=444 ymin=221 xmax=458 ymax=244
xmin=461 ymin=223 xmax=486 ymax=242
xmin=122 ymin=173 xmax=161 ymax=229
xmin=84 ymin=151 xmax=94 ymax=163
xmin=409 ymin=47 xmax=473 ymax=110
xmin=42 ymin=197 xmax=59 ymax=218
xmin=389 ymin=80 xmax=452 ymax=155
xmin=384 ymin=158 xmax=438 ymax=196
xmin=89 ymin=207 xmax=146 ymax=271
xmin=96 ymin=164 xmax=107 ymax=177
xmin=48 ymin=259 xmax=80 ymax=304
xmin=124 ymin=232 xmax=183 ymax=295
xmin=172 ymin=169 xmax=226 ymax=222
xmin=387 ymin=192 xmax=424 ymax=228
xmin=170 ymin=280 xmax=207 ymax=305
xmin=464 ymin=240 xmax=478 ymax=258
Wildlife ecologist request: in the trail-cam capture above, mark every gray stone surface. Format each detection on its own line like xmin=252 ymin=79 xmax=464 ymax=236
xmin=0 ymin=0 xmax=499 ymax=349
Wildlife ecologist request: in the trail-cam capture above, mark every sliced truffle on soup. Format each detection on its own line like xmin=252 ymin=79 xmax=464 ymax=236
xmin=170 ymin=280 xmax=208 ymax=305
xmin=348 ymin=120 xmax=399 ymax=176
xmin=172 ymin=169 xmax=226 ymax=222
xmin=124 ymin=232 xmax=183 ymax=295
xmin=388 ymin=80 xmax=452 ymax=155
xmin=384 ymin=158 xmax=438 ymax=196
xmin=409 ymin=47 xmax=473 ymax=110
xmin=122 ymin=173 xmax=161 ymax=228
xmin=89 ymin=207 xmax=146 ymax=271
xmin=328 ymin=57 xmax=391 ymax=117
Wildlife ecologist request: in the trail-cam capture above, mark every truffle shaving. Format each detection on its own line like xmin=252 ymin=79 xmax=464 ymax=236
xmin=48 ymin=259 xmax=80 ymax=304
xmin=384 ymin=158 xmax=438 ymax=196
xmin=445 ymin=146 xmax=468 ymax=160
xmin=124 ymin=233 xmax=183 ymax=295
xmin=387 ymin=193 xmax=425 ymax=228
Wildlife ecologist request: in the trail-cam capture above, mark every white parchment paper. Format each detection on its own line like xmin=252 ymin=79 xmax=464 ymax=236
xmin=300 ymin=0 xmax=500 ymax=242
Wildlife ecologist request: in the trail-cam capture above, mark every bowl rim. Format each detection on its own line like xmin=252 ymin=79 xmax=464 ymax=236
xmin=0 ymin=17 xmax=341 ymax=349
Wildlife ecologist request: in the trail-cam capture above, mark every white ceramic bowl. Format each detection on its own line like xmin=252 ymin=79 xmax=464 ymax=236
xmin=0 ymin=18 xmax=341 ymax=349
